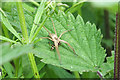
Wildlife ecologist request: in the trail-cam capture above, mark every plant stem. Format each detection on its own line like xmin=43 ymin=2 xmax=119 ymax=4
xmin=114 ymin=1 xmax=120 ymax=79
xmin=28 ymin=53 xmax=40 ymax=78
xmin=16 ymin=1 xmax=29 ymax=43
xmin=16 ymin=0 xmax=40 ymax=78
xmin=73 ymin=71 xmax=80 ymax=80
xmin=97 ymin=71 xmax=103 ymax=79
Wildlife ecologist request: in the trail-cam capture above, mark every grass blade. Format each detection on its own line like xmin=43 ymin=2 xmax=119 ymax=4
xmin=3 ymin=62 xmax=14 ymax=78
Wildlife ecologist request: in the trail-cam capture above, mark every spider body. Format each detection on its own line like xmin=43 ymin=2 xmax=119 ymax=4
xmin=50 ymin=33 xmax=59 ymax=43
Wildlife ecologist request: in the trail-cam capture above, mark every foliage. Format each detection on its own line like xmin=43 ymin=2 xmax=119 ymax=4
xmin=0 ymin=1 xmax=116 ymax=79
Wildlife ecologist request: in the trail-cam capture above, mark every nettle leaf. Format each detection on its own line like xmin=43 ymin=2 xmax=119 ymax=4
xmin=34 ymin=11 xmax=106 ymax=73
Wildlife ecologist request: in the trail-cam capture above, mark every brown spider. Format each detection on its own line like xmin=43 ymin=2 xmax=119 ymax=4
xmin=41 ymin=18 xmax=77 ymax=63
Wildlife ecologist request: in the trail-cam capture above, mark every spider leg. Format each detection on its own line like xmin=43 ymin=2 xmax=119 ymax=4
xmin=43 ymin=26 xmax=51 ymax=35
xmin=40 ymin=37 xmax=53 ymax=41
xmin=50 ymin=18 xmax=57 ymax=35
xmin=59 ymin=29 xmax=73 ymax=39
xmin=54 ymin=41 xmax=61 ymax=64
xmin=60 ymin=39 xmax=77 ymax=55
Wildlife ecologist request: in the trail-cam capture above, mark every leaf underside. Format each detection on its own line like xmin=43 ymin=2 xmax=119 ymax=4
xmin=34 ymin=11 xmax=106 ymax=73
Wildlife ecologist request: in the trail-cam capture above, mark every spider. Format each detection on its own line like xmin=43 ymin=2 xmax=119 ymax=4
xmin=41 ymin=18 xmax=77 ymax=64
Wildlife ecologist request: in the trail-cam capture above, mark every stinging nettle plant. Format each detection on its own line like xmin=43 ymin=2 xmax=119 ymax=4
xmin=34 ymin=11 xmax=106 ymax=74
xmin=0 ymin=0 xmax=115 ymax=79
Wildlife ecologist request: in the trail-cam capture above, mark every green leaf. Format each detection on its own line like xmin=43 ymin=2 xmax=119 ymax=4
xmin=22 ymin=3 xmax=36 ymax=13
xmin=22 ymin=54 xmax=33 ymax=78
xmin=0 ymin=35 xmax=16 ymax=43
xmin=47 ymin=65 xmax=75 ymax=78
xmin=4 ymin=5 xmax=34 ymax=35
xmin=0 ymin=11 xmax=21 ymax=41
xmin=65 ymin=1 xmax=85 ymax=14
xmin=34 ymin=11 xmax=106 ymax=73
xmin=3 ymin=62 xmax=15 ymax=78
xmin=100 ymin=51 xmax=114 ymax=77
xmin=30 ymin=0 xmax=46 ymax=40
xmin=81 ymin=71 xmax=99 ymax=78
xmin=42 ymin=64 xmax=74 ymax=78
xmin=0 ymin=43 xmax=33 ymax=65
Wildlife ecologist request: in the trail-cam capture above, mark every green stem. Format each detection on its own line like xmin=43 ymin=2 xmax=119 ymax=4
xmin=16 ymin=1 xmax=40 ymax=78
xmin=28 ymin=53 xmax=40 ymax=78
xmin=73 ymin=71 xmax=80 ymax=80
xmin=16 ymin=1 xmax=29 ymax=43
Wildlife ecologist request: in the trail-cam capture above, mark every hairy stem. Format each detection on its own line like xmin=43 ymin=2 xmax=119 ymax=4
xmin=16 ymin=0 xmax=40 ymax=78
xmin=16 ymin=1 xmax=29 ymax=43
xmin=114 ymin=1 xmax=120 ymax=79
xmin=28 ymin=53 xmax=40 ymax=78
